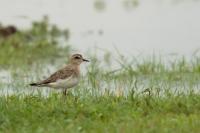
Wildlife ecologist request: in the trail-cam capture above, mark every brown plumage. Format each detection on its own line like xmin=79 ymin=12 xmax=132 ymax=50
xmin=30 ymin=65 xmax=76 ymax=86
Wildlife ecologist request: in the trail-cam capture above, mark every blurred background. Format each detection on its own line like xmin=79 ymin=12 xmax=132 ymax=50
xmin=0 ymin=0 xmax=200 ymax=57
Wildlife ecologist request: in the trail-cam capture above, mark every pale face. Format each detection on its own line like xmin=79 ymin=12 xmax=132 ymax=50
xmin=70 ymin=54 xmax=89 ymax=65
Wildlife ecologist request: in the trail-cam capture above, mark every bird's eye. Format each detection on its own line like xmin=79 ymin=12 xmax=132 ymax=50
xmin=75 ymin=56 xmax=80 ymax=59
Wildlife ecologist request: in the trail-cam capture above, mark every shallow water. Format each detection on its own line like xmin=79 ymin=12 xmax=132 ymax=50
xmin=0 ymin=0 xmax=200 ymax=57
xmin=0 ymin=65 xmax=200 ymax=96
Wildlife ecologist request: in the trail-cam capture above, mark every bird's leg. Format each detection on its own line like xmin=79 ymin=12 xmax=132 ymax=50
xmin=62 ymin=89 xmax=67 ymax=96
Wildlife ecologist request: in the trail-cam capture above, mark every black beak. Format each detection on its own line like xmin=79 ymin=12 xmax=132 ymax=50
xmin=83 ymin=58 xmax=89 ymax=62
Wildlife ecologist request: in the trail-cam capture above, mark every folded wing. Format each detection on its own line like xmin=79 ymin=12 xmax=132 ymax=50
xmin=30 ymin=66 xmax=74 ymax=86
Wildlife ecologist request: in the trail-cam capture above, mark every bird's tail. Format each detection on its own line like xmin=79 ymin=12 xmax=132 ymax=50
xmin=29 ymin=83 xmax=45 ymax=87
xmin=29 ymin=83 xmax=39 ymax=86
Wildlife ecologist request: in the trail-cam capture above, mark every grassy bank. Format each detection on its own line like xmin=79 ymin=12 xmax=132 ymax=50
xmin=0 ymin=94 xmax=200 ymax=133
xmin=0 ymin=54 xmax=200 ymax=133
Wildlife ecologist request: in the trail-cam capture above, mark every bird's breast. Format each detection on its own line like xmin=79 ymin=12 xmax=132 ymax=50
xmin=48 ymin=76 xmax=80 ymax=89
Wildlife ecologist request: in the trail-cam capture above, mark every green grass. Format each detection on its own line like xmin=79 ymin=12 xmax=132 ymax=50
xmin=0 ymin=16 xmax=70 ymax=68
xmin=0 ymin=40 xmax=69 ymax=67
xmin=0 ymin=56 xmax=200 ymax=133
xmin=0 ymin=49 xmax=200 ymax=133
xmin=0 ymin=94 xmax=200 ymax=133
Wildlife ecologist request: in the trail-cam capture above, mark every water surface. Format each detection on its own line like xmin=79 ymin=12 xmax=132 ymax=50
xmin=0 ymin=0 xmax=200 ymax=57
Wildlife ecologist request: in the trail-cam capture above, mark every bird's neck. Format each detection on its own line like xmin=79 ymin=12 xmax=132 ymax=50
xmin=70 ymin=64 xmax=80 ymax=76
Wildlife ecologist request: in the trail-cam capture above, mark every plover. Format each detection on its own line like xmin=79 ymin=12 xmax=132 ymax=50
xmin=30 ymin=54 xmax=89 ymax=95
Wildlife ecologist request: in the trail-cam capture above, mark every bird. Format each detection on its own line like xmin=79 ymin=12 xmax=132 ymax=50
xmin=30 ymin=54 xmax=89 ymax=95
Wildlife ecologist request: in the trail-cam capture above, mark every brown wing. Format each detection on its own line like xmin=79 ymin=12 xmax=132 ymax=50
xmin=38 ymin=66 xmax=74 ymax=85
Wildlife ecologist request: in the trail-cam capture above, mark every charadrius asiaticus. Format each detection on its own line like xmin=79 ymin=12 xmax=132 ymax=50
xmin=30 ymin=54 xmax=89 ymax=95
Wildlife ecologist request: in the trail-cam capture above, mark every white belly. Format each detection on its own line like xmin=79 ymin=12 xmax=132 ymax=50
xmin=47 ymin=76 xmax=79 ymax=89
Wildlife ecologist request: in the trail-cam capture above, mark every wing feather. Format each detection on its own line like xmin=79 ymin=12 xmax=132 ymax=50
xmin=38 ymin=66 xmax=74 ymax=85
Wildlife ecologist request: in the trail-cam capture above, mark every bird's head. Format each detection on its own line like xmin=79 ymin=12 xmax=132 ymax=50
xmin=70 ymin=54 xmax=89 ymax=65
